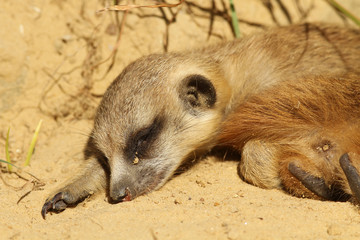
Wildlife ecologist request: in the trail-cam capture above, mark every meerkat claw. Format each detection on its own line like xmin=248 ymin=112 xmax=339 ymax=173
xmin=41 ymin=192 xmax=67 ymax=220
xmin=340 ymin=153 xmax=360 ymax=202
xmin=288 ymin=162 xmax=333 ymax=200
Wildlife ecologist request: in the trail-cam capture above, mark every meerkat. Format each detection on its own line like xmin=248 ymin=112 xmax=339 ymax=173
xmin=42 ymin=23 xmax=360 ymax=219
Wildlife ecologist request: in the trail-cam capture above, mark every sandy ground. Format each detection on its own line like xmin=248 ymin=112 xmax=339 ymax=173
xmin=1 ymin=0 xmax=360 ymax=239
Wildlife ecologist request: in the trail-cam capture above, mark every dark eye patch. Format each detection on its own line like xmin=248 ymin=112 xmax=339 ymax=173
xmin=125 ymin=117 xmax=164 ymax=161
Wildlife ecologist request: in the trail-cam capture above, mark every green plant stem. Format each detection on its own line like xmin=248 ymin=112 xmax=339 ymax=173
xmin=229 ymin=0 xmax=241 ymax=38
xmin=0 ymin=159 xmax=15 ymax=167
xmin=24 ymin=120 xmax=43 ymax=166
xmin=328 ymin=0 xmax=360 ymax=26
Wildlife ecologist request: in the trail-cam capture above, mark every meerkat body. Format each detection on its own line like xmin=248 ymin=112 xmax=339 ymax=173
xmin=42 ymin=23 xmax=360 ymax=218
xmin=219 ymin=73 xmax=360 ymax=201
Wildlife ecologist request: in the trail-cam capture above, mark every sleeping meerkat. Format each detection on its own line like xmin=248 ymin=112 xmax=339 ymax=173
xmin=42 ymin=23 xmax=360 ymax=218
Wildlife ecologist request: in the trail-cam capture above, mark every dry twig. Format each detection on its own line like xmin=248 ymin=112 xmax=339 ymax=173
xmin=97 ymin=0 xmax=185 ymax=13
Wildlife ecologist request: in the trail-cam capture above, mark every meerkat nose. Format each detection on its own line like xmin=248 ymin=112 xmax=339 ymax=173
xmin=110 ymin=186 xmax=132 ymax=203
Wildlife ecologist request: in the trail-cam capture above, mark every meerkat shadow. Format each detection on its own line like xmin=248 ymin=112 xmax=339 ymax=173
xmin=172 ymin=146 xmax=241 ymax=177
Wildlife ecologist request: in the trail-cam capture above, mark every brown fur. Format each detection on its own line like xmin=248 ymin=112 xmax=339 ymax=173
xmin=218 ymin=74 xmax=360 ymax=200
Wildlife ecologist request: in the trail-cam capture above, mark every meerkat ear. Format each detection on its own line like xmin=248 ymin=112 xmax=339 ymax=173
xmin=179 ymin=74 xmax=216 ymax=112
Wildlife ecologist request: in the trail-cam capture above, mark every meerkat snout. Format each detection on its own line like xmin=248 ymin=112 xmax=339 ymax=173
xmin=109 ymin=177 xmax=133 ymax=203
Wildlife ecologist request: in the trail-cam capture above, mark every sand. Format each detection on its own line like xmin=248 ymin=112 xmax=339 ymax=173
xmin=1 ymin=1 xmax=360 ymax=239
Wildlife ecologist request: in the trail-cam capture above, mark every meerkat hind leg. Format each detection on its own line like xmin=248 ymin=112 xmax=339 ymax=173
xmin=41 ymin=156 xmax=107 ymax=219
xmin=340 ymin=153 xmax=360 ymax=202
xmin=239 ymin=140 xmax=282 ymax=189
xmin=240 ymin=139 xmax=347 ymax=200
xmin=240 ymin=140 xmax=332 ymax=199
xmin=281 ymin=147 xmax=351 ymax=201
xmin=278 ymin=150 xmax=341 ymax=200
xmin=288 ymin=162 xmax=334 ymax=200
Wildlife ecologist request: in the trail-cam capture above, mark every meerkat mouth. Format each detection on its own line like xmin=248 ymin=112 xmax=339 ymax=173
xmin=122 ymin=187 xmax=132 ymax=202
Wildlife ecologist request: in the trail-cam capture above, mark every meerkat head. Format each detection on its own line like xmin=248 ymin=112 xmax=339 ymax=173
xmin=91 ymin=53 xmax=231 ymax=203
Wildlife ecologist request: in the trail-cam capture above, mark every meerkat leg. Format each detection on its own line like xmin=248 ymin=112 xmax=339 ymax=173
xmin=286 ymin=152 xmax=360 ymax=202
xmin=41 ymin=156 xmax=107 ymax=219
xmin=340 ymin=153 xmax=360 ymax=203
xmin=240 ymin=140 xmax=345 ymax=200
xmin=287 ymin=161 xmax=334 ymax=200
xmin=239 ymin=140 xmax=282 ymax=189
xmin=278 ymin=144 xmax=355 ymax=201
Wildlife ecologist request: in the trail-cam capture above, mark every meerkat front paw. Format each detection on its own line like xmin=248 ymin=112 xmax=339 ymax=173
xmin=41 ymin=190 xmax=86 ymax=219
xmin=41 ymin=154 xmax=107 ymax=219
xmin=41 ymin=192 xmax=70 ymax=219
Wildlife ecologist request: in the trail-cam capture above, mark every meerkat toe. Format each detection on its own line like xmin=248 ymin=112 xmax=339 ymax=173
xmin=340 ymin=153 xmax=360 ymax=202
xmin=288 ymin=162 xmax=333 ymax=200
xmin=41 ymin=192 xmax=67 ymax=219
xmin=41 ymin=201 xmax=53 ymax=220
xmin=53 ymin=200 xmax=67 ymax=211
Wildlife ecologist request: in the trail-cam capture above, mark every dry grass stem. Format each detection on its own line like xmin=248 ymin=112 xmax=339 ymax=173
xmin=97 ymin=0 xmax=185 ymax=13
